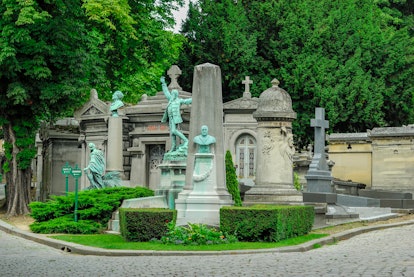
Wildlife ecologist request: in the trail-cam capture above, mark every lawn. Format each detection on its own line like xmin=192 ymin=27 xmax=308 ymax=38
xmin=49 ymin=233 xmax=328 ymax=251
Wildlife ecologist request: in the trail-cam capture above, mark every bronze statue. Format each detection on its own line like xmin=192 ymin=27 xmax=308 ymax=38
xmin=160 ymin=76 xmax=192 ymax=153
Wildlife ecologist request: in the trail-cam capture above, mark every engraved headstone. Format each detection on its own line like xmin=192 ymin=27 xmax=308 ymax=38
xmin=305 ymin=107 xmax=334 ymax=192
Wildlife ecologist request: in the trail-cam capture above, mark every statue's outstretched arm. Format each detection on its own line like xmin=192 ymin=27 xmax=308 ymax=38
xmin=160 ymin=76 xmax=171 ymax=100
xmin=182 ymin=98 xmax=192 ymax=105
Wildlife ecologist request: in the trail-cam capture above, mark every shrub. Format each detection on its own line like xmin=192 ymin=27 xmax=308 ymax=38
xmin=29 ymin=186 xmax=154 ymax=234
xmin=30 ymin=216 xmax=102 ymax=234
xmin=157 ymin=223 xmax=238 ymax=245
xmin=225 ymin=151 xmax=242 ymax=206
xmin=220 ymin=205 xmax=314 ymax=242
xmin=120 ymin=208 xmax=176 ymax=242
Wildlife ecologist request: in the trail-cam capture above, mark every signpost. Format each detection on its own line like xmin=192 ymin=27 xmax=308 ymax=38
xmin=71 ymin=164 xmax=82 ymax=222
xmin=61 ymin=162 xmax=73 ymax=196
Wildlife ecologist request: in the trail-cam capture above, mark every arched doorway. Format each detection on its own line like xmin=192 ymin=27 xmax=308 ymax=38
xmin=235 ymin=134 xmax=256 ymax=187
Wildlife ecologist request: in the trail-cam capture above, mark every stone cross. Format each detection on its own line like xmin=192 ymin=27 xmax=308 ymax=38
xmin=311 ymin=107 xmax=329 ymax=156
xmin=242 ymin=76 xmax=253 ymax=98
xmin=167 ymin=65 xmax=182 ymax=90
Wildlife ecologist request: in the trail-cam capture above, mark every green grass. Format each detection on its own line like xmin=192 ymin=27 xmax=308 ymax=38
xmin=49 ymin=233 xmax=328 ymax=251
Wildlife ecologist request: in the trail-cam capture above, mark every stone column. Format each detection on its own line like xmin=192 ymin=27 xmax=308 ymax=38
xmin=244 ymin=79 xmax=302 ymax=204
xmin=106 ymin=116 xmax=124 ymax=173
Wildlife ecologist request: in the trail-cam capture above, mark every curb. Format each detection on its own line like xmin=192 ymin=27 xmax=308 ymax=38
xmin=1 ymin=219 xmax=414 ymax=256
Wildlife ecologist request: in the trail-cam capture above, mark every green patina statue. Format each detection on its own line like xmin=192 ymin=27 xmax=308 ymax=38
xmin=194 ymin=125 xmax=216 ymax=153
xmin=110 ymin=90 xmax=124 ymax=117
xmin=84 ymin=143 xmax=105 ymax=188
xmin=84 ymin=143 xmax=121 ymax=189
xmin=160 ymin=76 xmax=192 ymax=156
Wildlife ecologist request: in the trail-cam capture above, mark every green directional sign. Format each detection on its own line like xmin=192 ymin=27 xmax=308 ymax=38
xmin=71 ymin=165 xmax=82 ymax=178
xmin=61 ymin=162 xmax=72 ymax=175
xmin=61 ymin=162 xmax=73 ymax=196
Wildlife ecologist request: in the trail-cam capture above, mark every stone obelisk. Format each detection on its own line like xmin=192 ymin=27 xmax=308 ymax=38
xmin=175 ymin=63 xmax=233 ymax=226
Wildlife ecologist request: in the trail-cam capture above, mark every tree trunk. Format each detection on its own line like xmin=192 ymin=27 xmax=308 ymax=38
xmin=4 ymin=124 xmax=32 ymax=217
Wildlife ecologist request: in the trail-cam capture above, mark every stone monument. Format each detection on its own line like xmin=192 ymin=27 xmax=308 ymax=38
xmin=305 ymin=107 xmax=334 ymax=192
xmin=244 ymin=79 xmax=302 ymax=204
xmin=107 ymin=91 xmax=125 ymax=174
xmin=175 ymin=63 xmax=233 ymax=226
xmin=155 ymin=70 xmax=192 ymax=209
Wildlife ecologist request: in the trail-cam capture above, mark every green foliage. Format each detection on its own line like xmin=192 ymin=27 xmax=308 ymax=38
xmin=0 ymin=0 xmax=184 ymax=215
xmin=156 ymin=222 xmax=238 ymax=245
xmin=51 ymin=233 xmax=327 ymax=250
xmin=293 ymin=172 xmax=302 ymax=191
xmin=225 ymin=151 xmax=242 ymax=206
xmin=119 ymin=208 xmax=176 ymax=242
xmin=220 ymin=205 xmax=314 ymax=242
xmin=30 ymin=216 xmax=102 ymax=234
xmin=29 ymin=187 xmax=154 ymax=234
xmin=178 ymin=0 xmax=414 ymax=148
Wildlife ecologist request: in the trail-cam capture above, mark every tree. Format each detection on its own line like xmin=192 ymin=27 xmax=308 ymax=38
xmin=0 ymin=0 xmax=184 ymax=216
xmin=177 ymin=0 xmax=414 ymax=148
xmin=82 ymin=0 xmax=186 ymax=103
xmin=178 ymin=0 xmax=258 ymax=101
xmin=225 ymin=151 xmax=242 ymax=207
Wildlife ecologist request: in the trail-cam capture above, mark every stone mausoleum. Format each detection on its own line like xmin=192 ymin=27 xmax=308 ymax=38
xmin=34 ymin=65 xmax=267 ymax=200
xmin=31 ymin=64 xmax=414 ymax=202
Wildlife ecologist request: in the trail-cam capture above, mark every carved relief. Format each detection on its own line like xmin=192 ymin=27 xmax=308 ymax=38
xmin=279 ymin=126 xmax=295 ymax=161
xmin=84 ymin=106 xmax=103 ymax=116
xmin=262 ymin=131 xmax=274 ymax=154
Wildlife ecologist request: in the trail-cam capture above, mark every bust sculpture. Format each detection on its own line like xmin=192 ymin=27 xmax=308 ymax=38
xmin=194 ymin=125 xmax=216 ymax=153
xmin=110 ymin=90 xmax=124 ymax=117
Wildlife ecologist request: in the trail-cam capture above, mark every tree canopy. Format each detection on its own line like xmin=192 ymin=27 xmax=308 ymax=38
xmin=0 ymin=0 xmax=184 ymax=215
xmin=177 ymin=0 xmax=414 ymax=148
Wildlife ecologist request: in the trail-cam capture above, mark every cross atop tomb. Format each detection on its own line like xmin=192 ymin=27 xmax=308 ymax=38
xmin=242 ymin=76 xmax=253 ymax=98
xmin=311 ymin=107 xmax=329 ymax=156
xmin=167 ymin=65 xmax=182 ymax=91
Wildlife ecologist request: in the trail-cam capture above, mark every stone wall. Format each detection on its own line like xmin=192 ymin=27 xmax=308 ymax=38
xmin=328 ymin=126 xmax=414 ymax=195
xmin=328 ymin=133 xmax=372 ymax=187
xmin=370 ymin=126 xmax=414 ymax=194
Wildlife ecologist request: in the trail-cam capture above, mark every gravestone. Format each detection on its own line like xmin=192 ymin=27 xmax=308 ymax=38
xmin=175 ymin=63 xmax=233 ymax=226
xmin=305 ymin=108 xmax=333 ymax=193
xmin=244 ymin=79 xmax=302 ymax=204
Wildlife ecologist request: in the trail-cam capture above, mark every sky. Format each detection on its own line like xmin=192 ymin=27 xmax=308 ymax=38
xmin=172 ymin=1 xmax=189 ymax=33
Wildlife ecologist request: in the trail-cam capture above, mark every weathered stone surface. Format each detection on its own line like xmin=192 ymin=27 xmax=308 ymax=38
xmin=336 ymin=194 xmax=380 ymax=207
xmin=303 ymin=192 xmax=337 ymax=204
xmin=244 ymin=79 xmax=301 ymax=205
xmin=359 ymin=190 xmax=412 ymax=200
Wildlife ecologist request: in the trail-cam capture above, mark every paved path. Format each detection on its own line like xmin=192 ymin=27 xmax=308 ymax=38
xmin=1 ymin=224 xmax=414 ymax=276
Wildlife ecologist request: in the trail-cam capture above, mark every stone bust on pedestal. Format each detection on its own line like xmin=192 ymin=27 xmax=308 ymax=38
xmin=193 ymin=125 xmax=216 ymax=153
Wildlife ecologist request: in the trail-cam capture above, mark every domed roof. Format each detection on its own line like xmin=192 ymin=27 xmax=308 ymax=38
xmin=253 ymin=79 xmax=296 ymax=121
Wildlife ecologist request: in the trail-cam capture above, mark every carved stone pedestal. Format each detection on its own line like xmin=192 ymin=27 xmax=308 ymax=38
xmin=155 ymin=160 xmax=186 ymax=209
xmin=176 ymin=153 xmax=232 ymax=226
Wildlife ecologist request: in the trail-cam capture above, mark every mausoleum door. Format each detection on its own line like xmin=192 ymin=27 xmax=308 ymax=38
xmin=236 ymin=135 xmax=256 ymax=187
xmin=147 ymin=144 xmax=165 ymax=190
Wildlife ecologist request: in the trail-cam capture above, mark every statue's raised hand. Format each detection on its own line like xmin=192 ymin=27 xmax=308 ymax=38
xmin=160 ymin=76 xmax=166 ymax=84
